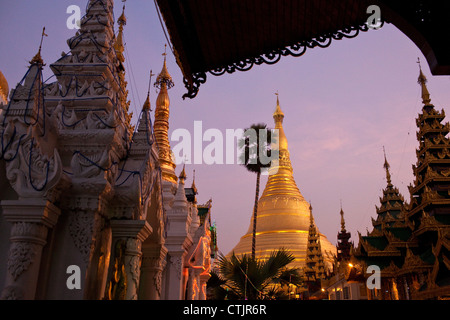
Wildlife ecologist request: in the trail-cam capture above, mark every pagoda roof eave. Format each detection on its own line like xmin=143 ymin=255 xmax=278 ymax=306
xmin=155 ymin=0 xmax=450 ymax=99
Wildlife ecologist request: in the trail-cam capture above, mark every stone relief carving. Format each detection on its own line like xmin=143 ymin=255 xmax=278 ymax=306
xmin=69 ymin=210 xmax=101 ymax=265
xmin=2 ymin=124 xmax=62 ymax=198
xmin=126 ymin=237 xmax=142 ymax=293
xmin=172 ymin=256 xmax=182 ymax=281
xmin=7 ymin=242 xmax=38 ymax=281
xmin=0 ymin=285 xmax=24 ymax=300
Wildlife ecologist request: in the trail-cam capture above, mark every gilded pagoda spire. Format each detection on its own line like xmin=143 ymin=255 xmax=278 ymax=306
xmin=417 ymin=58 xmax=433 ymax=106
xmin=383 ymin=146 xmax=392 ymax=187
xmin=179 ymin=164 xmax=187 ymax=183
xmin=229 ymin=95 xmax=336 ymax=271
xmin=142 ymin=93 xmax=151 ymax=111
xmin=260 ymin=95 xmax=300 ymax=198
xmin=114 ymin=5 xmax=126 ymax=63
xmin=113 ymin=5 xmax=133 ymax=133
xmin=154 ymin=46 xmax=177 ymax=184
xmin=273 ymin=93 xmax=288 ymax=152
xmin=191 ymin=169 xmax=198 ymax=194
xmin=142 ymin=70 xmax=155 ymax=112
xmin=30 ymin=27 xmax=47 ymax=66
xmin=340 ymin=203 xmax=346 ymax=232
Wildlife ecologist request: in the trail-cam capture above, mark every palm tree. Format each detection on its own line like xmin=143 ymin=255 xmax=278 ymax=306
xmin=211 ymin=248 xmax=300 ymax=300
xmin=238 ymin=123 xmax=274 ymax=260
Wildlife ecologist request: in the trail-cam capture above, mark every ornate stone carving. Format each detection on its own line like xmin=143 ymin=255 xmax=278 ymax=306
xmin=126 ymin=238 xmax=142 ymax=291
xmin=4 ymin=126 xmax=63 ymax=198
xmin=172 ymin=256 xmax=182 ymax=280
xmin=7 ymin=242 xmax=38 ymax=281
xmin=0 ymin=285 xmax=24 ymax=300
xmin=6 ymin=222 xmax=48 ymax=281
xmin=71 ymin=150 xmax=108 ymax=178
xmin=69 ymin=210 xmax=101 ymax=264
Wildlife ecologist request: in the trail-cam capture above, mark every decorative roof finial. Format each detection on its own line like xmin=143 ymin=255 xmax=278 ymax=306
xmin=154 ymin=44 xmax=174 ymax=89
xmin=179 ymin=163 xmax=187 ymax=182
xmin=273 ymin=91 xmax=284 ymax=124
xmin=417 ymin=57 xmax=432 ymax=106
xmin=118 ymin=4 xmax=127 ymax=25
xmin=114 ymin=5 xmax=127 ymax=63
xmin=309 ymin=202 xmax=315 ymax=226
xmin=142 ymin=70 xmax=155 ymax=111
xmin=191 ymin=169 xmax=198 ymax=194
xmin=340 ymin=200 xmax=346 ymax=232
xmin=383 ymin=146 xmax=392 ymax=186
xmin=30 ymin=27 xmax=48 ymax=65
xmin=163 ymin=43 xmax=167 ymax=58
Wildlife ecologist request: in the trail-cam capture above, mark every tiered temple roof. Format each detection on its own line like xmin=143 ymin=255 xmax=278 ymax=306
xmin=336 ymin=206 xmax=352 ymax=262
xmin=304 ymin=205 xmax=326 ymax=282
xmin=354 ymin=65 xmax=450 ymax=300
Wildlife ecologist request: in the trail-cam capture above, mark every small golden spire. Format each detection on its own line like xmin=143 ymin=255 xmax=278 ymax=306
xmin=179 ymin=164 xmax=187 ymax=182
xmin=142 ymin=93 xmax=151 ymax=111
xmin=118 ymin=5 xmax=127 ymax=25
xmin=273 ymin=91 xmax=284 ymax=124
xmin=30 ymin=27 xmax=47 ymax=65
xmin=309 ymin=203 xmax=315 ymax=226
xmin=154 ymin=48 xmax=177 ymax=184
xmin=417 ymin=58 xmax=432 ymax=106
xmin=114 ymin=6 xmax=126 ymax=63
xmin=155 ymin=44 xmax=174 ymax=89
xmin=191 ymin=169 xmax=198 ymax=194
xmin=272 ymin=93 xmax=288 ymax=152
xmin=142 ymin=70 xmax=155 ymax=111
xmin=340 ymin=201 xmax=346 ymax=232
xmin=383 ymin=146 xmax=392 ymax=186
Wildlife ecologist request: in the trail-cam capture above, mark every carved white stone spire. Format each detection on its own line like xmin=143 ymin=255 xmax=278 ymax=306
xmin=173 ymin=165 xmax=188 ymax=209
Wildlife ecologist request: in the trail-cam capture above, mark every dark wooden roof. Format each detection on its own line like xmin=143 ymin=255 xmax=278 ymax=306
xmin=155 ymin=0 xmax=450 ymax=99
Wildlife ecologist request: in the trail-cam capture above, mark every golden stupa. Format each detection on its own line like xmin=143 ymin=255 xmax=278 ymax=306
xmin=229 ymin=96 xmax=336 ymax=270
xmin=0 ymin=70 xmax=9 ymax=104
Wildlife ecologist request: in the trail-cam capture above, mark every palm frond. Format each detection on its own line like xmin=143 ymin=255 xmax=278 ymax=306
xmin=238 ymin=123 xmax=275 ymax=173
xmin=215 ymin=249 xmax=298 ymax=300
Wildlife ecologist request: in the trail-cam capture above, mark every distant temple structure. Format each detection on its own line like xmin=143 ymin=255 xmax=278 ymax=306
xmin=304 ymin=205 xmax=327 ymax=295
xmin=229 ymin=97 xmax=336 ymax=271
xmin=0 ymin=0 xmax=216 ymax=300
xmin=353 ymin=66 xmax=450 ymax=300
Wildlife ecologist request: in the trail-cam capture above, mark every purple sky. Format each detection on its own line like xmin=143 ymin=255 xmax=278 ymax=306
xmin=1 ymin=1 xmax=450 ymax=256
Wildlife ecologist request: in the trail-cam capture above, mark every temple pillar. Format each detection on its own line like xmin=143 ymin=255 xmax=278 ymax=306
xmin=164 ymin=250 xmax=188 ymax=300
xmin=105 ymin=219 xmax=152 ymax=300
xmin=186 ymin=268 xmax=202 ymax=300
xmin=0 ymin=199 xmax=60 ymax=300
xmin=139 ymin=244 xmax=167 ymax=300
xmin=65 ymin=195 xmax=111 ymax=300
xmin=391 ymin=278 xmax=399 ymax=300
xmin=199 ymin=272 xmax=211 ymax=300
